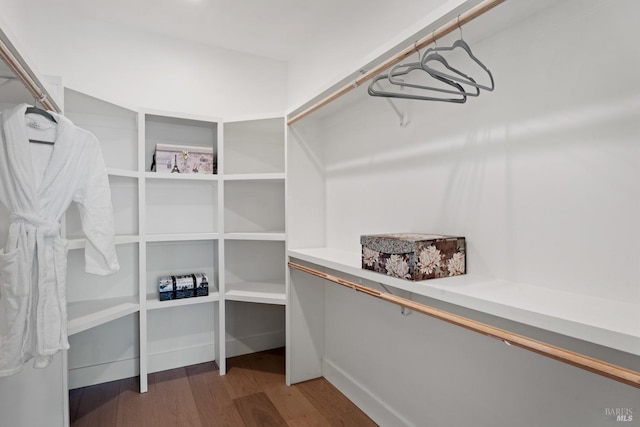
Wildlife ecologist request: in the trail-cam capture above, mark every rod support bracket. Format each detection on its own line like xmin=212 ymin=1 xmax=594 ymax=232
xmin=375 ymin=82 xmax=410 ymax=127
xmin=379 ymin=283 xmax=413 ymax=315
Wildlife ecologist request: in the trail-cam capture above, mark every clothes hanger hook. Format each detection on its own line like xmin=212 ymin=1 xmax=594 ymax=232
xmin=457 ymin=14 xmax=464 ymax=40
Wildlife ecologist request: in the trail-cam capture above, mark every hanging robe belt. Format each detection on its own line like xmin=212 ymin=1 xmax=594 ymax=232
xmin=9 ymin=213 xmax=61 ymax=239
xmin=8 ymin=213 xmax=69 ymax=361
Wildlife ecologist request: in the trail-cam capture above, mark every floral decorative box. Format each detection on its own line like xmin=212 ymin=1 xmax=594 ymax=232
xmin=361 ymin=233 xmax=466 ymax=281
xmin=151 ymin=143 xmax=217 ymax=174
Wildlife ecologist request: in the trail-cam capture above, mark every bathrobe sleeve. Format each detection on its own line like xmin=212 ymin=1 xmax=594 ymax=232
xmin=73 ymin=132 xmax=120 ymax=276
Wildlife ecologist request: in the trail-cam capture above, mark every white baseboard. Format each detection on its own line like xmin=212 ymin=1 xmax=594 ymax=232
xmin=147 ymin=343 xmax=215 ymax=374
xmin=68 ymin=357 xmax=139 ymax=390
xmin=322 ymin=358 xmax=413 ymax=427
xmin=225 ymin=329 xmax=285 ymax=358
xmin=68 ymin=344 xmax=215 ymax=389
xmin=68 ymin=330 xmax=285 ymax=390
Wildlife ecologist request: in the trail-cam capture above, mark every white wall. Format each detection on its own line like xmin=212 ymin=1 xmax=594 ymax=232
xmin=0 ymin=0 xmax=28 ymax=50
xmin=289 ymin=0 xmax=640 ymax=425
xmin=2 ymin=0 xmax=639 ymax=425
xmin=10 ymin=1 xmax=287 ymax=118
xmin=285 ymin=0 xmax=476 ymax=111
xmin=319 ymin=0 xmax=640 ymax=304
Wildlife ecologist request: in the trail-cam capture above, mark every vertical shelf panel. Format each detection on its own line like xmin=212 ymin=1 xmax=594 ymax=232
xmin=138 ymin=111 xmax=148 ymax=393
xmin=216 ymin=123 xmax=226 ymax=374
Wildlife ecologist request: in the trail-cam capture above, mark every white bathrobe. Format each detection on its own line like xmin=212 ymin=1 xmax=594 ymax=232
xmin=0 ymin=103 xmax=119 ymax=376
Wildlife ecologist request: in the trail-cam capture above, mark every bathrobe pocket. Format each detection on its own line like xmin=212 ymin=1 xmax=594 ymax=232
xmin=0 ymin=248 xmax=24 ymax=326
xmin=0 ymin=247 xmax=30 ymax=372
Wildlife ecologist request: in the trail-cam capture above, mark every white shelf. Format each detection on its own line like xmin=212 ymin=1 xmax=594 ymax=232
xmin=67 ymin=296 xmax=140 ymax=336
xmin=224 ymin=173 xmax=285 ymax=181
xmin=288 ymin=247 xmax=640 ymax=356
xmin=145 ymin=232 xmax=220 ymax=243
xmin=67 ymin=235 xmax=139 ymax=250
xmin=225 ymin=281 xmax=286 ymax=305
xmin=67 ymin=238 xmax=85 ymax=250
xmin=224 ymin=232 xmax=286 ymax=241
xmin=144 ymin=172 xmax=219 ymax=181
xmin=146 ymin=292 xmax=220 ymax=310
xmin=107 ymin=168 xmax=139 ymax=179
xmin=142 ymin=108 xmax=221 ymax=124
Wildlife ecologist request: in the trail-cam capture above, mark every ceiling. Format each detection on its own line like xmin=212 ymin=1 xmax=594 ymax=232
xmin=33 ymin=0 xmax=362 ymax=62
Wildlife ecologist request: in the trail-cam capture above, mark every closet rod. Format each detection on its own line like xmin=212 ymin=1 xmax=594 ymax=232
xmin=287 ymin=0 xmax=505 ymax=126
xmin=0 ymin=38 xmax=60 ymax=113
xmin=288 ymin=261 xmax=640 ymax=389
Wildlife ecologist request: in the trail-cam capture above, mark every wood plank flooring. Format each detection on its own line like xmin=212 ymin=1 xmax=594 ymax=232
xmin=69 ymin=348 xmax=378 ymax=427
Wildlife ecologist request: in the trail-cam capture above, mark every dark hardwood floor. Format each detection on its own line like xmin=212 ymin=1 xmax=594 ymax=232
xmin=69 ymin=348 xmax=378 ymax=427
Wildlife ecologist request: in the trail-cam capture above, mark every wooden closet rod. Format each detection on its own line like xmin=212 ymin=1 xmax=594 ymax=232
xmin=287 ymin=0 xmax=505 ymax=126
xmin=0 ymin=38 xmax=60 ymax=112
xmin=288 ymin=261 xmax=640 ymax=389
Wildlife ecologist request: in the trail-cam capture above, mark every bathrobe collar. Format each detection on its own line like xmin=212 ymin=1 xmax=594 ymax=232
xmin=1 ymin=103 xmax=76 ymax=206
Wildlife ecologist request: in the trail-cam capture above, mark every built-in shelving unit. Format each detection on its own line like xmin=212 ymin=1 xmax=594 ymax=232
xmin=61 ymin=90 xmax=142 ymax=394
xmin=138 ymin=109 xmax=221 ymax=392
xmin=217 ymin=116 xmax=286 ymax=374
xmin=63 ymin=90 xmax=140 ymax=344
xmin=63 ymin=90 xmax=286 ymax=392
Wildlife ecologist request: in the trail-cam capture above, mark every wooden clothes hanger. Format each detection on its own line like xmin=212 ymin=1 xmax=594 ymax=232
xmin=25 ymin=105 xmax=57 ymax=145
